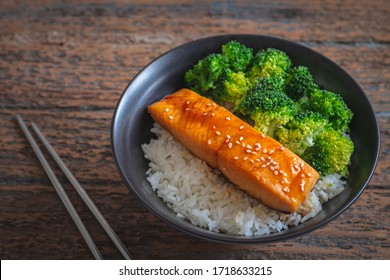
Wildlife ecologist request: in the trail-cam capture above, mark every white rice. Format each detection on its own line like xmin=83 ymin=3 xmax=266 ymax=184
xmin=142 ymin=123 xmax=347 ymax=236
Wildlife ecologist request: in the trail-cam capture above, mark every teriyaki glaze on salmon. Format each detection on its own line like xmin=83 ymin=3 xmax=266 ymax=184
xmin=147 ymin=88 xmax=320 ymax=213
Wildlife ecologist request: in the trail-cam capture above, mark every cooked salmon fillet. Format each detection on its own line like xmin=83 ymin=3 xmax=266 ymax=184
xmin=147 ymin=88 xmax=320 ymax=213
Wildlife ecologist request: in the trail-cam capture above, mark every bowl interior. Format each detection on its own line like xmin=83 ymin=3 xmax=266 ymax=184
xmin=111 ymin=35 xmax=379 ymax=243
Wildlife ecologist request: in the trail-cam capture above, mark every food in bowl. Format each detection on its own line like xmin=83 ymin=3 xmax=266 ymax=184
xmin=141 ymin=40 xmax=355 ymax=236
xmin=147 ymin=89 xmax=320 ymax=213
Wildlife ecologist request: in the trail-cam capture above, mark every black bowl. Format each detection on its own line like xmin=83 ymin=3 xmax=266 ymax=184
xmin=111 ymin=35 xmax=380 ymax=243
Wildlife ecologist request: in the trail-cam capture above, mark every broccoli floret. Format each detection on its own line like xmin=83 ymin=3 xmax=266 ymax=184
xmin=247 ymin=48 xmax=292 ymax=83
xmin=221 ymin=40 xmax=253 ymax=72
xmin=237 ymin=82 xmax=296 ymax=137
xmin=308 ymin=89 xmax=353 ymax=132
xmin=275 ymin=111 xmax=328 ymax=156
xmin=251 ymin=75 xmax=285 ymax=92
xmin=284 ymin=66 xmax=318 ymax=101
xmin=184 ymin=53 xmax=228 ymax=95
xmin=211 ymin=70 xmax=250 ymax=107
xmin=302 ymin=128 xmax=354 ymax=176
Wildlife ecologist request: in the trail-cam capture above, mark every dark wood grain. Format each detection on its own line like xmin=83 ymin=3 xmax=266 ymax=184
xmin=0 ymin=0 xmax=389 ymax=260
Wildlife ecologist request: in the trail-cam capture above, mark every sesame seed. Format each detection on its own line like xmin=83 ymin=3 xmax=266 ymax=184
xmin=252 ymin=151 xmax=257 ymax=155
xmin=242 ymin=143 xmax=246 ymax=148
xmin=255 ymin=158 xmax=261 ymax=162
xmin=261 ymin=164 xmax=267 ymax=168
xmin=186 ymin=101 xmax=190 ymax=104
xmin=225 ymin=138 xmax=230 ymax=143
xmin=301 ymin=186 xmax=305 ymax=192
xmin=283 ymin=178 xmax=288 ymax=183
xmin=280 ymin=146 xmax=285 ymax=151
xmin=165 ymin=108 xmax=169 ymax=112
xmin=268 ymin=150 xmax=274 ymax=155
xmin=207 ymin=139 xmax=211 ymax=145
xmin=206 ymin=103 xmax=211 ymax=106
xmin=185 ymin=108 xmax=190 ymax=111
xmin=239 ymin=126 xmax=244 ymax=130
xmin=246 ymin=144 xmax=252 ymax=149
xmin=260 ymin=156 xmax=265 ymax=161
xmin=255 ymin=147 xmax=260 ymax=151
xmin=215 ymin=131 xmax=221 ymax=135
xmin=307 ymin=172 xmax=312 ymax=177
xmin=292 ymin=198 xmax=297 ymax=202
xmin=211 ymin=113 xmax=215 ymax=116
xmin=300 ymin=163 xmax=304 ymax=168
xmin=294 ymin=164 xmax=301 ymax=171
xmin=203 ymin=112 xmax=208 ymax=116
xmin=236 ymin=141 xmax=241 ymax=145
xmin=225 ymin=116 xmax=231 ymax=121
xmin=233 ymin=156 xmax=239 ymax=160
xmin=228 ymin=143 xmax=233 ymax=149
xmin=270 ymin=166 xmax=275 ymax=171
xmin=301 ymin=173 xmax=305 ymax=178
xmin=212 ymin=125 xmax=216 ymax=130
xmin=250 ymin=159 xmax=254 ymax=163
xmin=226 ymin=135 xmax=231 ymax=139
xmin=168 ymin=115 xmax=174 ymax=120
xmin=274 ymin=171 xmax=279 ymax=175
xmin=283 ymin=187 xmax=290 ymax=192
xmin=239 ymin=136 xmax=244 ymax=141
xmin=263 ymin=148 xmax=267 ymax=153
xmin=243 ymin=157 xmax=248 ymax=161
xmin=246 ymin=149 xmax=252 ymax=153
xmin=261 ymin=133 xmax=265 ymax=138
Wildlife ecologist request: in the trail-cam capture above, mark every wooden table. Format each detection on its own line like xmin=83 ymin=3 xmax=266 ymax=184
xmin=1 ymin=0 xmax=389 ymax=260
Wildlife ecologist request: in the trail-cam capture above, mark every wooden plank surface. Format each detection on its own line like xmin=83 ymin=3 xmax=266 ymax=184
xmin=0 ymin=0 xmax=389 ymax=260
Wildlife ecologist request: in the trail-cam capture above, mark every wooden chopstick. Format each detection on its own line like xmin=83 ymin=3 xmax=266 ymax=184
xmin=16 ymin=115 xmax=131 ymax=260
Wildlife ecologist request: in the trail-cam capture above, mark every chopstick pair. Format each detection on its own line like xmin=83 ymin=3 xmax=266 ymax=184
xmin=16 ymin=115 xmax=131 ymax=260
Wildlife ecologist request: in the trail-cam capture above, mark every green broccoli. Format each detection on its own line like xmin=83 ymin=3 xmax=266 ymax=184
xmin=211 ymin=70 xmax=250 ymax=107
xmin=247 ymin=48 xmax=292 ymax=83
xmin=251 ymin=75 xmax=285 ymax=92
xmin=221 ymin=40 xmax=253 ymax=72
xmin=275 ymin=111 xmax=328 ymax=156
xmin=237 ymin=81 xmax=296 ymax=137
xmin=184 ymin=53 xmax=228 ymax=95
xmin=302 ymin=128 xmax=354 ymax=176
xmin=284 ymin=66 xmax=318 ymax=101
xmin=183 ymin=41 xmax=356 ymax=178
xmin=308 ymin=89 xmax=353 ymax=132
